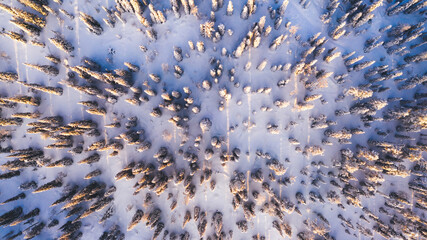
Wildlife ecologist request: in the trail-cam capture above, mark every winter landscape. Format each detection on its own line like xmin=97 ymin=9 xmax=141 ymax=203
xmin=0 ymin=0 xmax=426 ymax=239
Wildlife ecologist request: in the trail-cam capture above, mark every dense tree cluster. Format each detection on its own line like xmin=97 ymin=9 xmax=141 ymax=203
xmin=0 ymin=0 xmax=425 ymax=239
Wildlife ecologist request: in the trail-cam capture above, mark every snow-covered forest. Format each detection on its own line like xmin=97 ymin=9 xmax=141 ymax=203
xmin=0 ymin=0 xmax=426 ymax=239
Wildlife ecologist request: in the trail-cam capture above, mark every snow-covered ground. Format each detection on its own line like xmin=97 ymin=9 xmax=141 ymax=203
xmin=0 ymin=0 xmax=426 ymax=239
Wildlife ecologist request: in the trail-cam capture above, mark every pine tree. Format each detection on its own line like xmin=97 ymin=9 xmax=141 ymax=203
xmin=99 ymin=206 xmax=114 ymax=224
xmin=24 ymin=221 xmax=45 ymax=239
xmin=152 ymin=222 xmax=164 ymax=239
xmin=197 ymin=218 xmax=207 ymax=237
xmin=212 ymin=0 xmax=219 ymax=12
xmin=1 ymin=192 xmax=26 ymax=205
xmin=2 ymin=31 xmax=27 ymax=44
xmin=226 ymin=0 xmax=233 ymax=15
xmin=86 ymin=108 xmax=106 ymax=116
xmin=279 ymin=0 xmax=289 ymax=15
xmin=128 ymin=209 xmax=144 ymax=231
xmin=2 ymin=96 xmax=40 ymax=106
xmin=79 ymin=12 xmax=103 ymax=35
xmin=23 ymin=63 xmax=59 ymax=76
xmin=0 ymin=3 xmax=46 ymax=28
xmin=49 ymin=36 xmax=74 ymax=53
xmin=10 ymin=208 xmax=40 ymax=226
xmin=196 ymin=41 xmax=205 ymax=52
xmin=236 ymin=220 xmax=248 ymax=232
xmin=241 ymin=5 xmax=249 ymax=19
xmin=0 ymin=170 xmax=20 ymax=180
xmin=33 ymin=179 xmax=62 ymax=193
xmin=10 ymin=19 xmax=41 ymax=36
xmin=181 ymin=0 xmax=190 ymax=15
xmin=84 ymin=169 xmax=102 ymax=179
xmin=353 ymin=60 xmax=376 ymax=71
xmin=17 ymin=0 xmax=48 ymax=15
xmin=212 ymin=211 xmax=223 ymax=236
xmin=404 ymin=51 xmax=427 ymax=63
xmin=0 ymin=207 xmax=22 ymax=226
xmin=21 ymin=83 xmax=63 ymax=96
xmin=78 ymin=153 xmax=100 ymax=165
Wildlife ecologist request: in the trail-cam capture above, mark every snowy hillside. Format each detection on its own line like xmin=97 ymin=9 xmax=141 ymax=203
xmin=0 ymin=0 xmax=426 ymax=239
